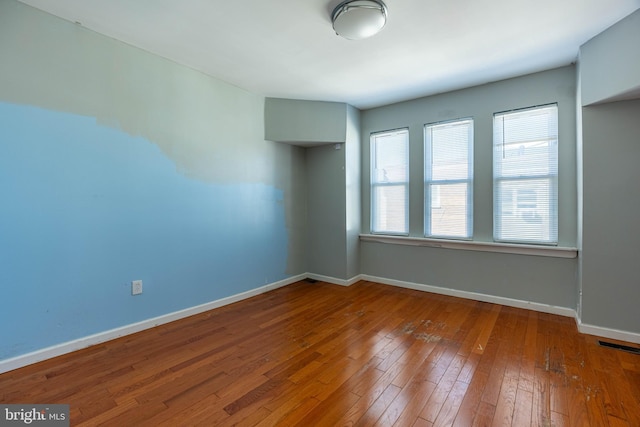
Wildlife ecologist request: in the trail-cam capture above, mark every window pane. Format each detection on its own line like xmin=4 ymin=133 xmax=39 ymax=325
xmin=493 ymin=105 xmax=558 ymax=244
xmin=494 ymin=178 xmax=556 ymax=243
xmin=372 ymin=131 xmax=408 ymax=183
xmin=371 ymin=129 xmax=409 ymax=234
xmin=494 ymin=105 xmax=558 ymax=179
xmin=430 ymin=122 xmax=470 ymax=180
xmin=372 ymin=185 xmax=407 ymax=234
xmin=425 ymin=119 xmax=473 ymax=239
xmin=429 ymin=183 xmax=469 ymax=238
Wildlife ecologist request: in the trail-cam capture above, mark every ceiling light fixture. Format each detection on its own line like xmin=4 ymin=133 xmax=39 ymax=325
xmin=331 ymin=0 xmax=388 ymax=40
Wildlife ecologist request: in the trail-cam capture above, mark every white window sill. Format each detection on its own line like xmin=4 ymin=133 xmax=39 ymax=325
xmin=359 ymin=234 xmax=578 ymax=259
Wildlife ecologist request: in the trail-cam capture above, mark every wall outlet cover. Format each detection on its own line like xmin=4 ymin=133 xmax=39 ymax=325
xmin=132 ymin=280 xmax=143 ymax=295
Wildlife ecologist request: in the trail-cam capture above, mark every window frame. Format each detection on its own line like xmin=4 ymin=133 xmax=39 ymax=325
xmin=424 ymin=118 xmax=474 ymax=240
xmin=492 ymin=103 xmax=558 ymax=245
xmin=370 ymin=128 xmax=410 ymax=236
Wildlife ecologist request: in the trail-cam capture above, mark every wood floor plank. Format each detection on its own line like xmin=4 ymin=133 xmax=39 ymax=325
xmin=458 ymin=314 xmax=487 ymax=358
xmin=75 ymin=398 xmax=139 ymax=427
xmin=297 ymin=389 xmax=361 ymax=426
xmin=457 ymin=351 xmax=481 ymax=384
xmin=354 ymin=383 xmax=403 ymax=427
xmin=533 ymin=367 xmax=552 ymax=427
xmin=491 ymin=375 xmax=518 ymax=427
xmin=331 ymin=366 xmax=401 ymax=426
xmin=419 ymin=352 xmax=466 ymax=422
xmin=550 ymin=410 xmax=570 ymax=427
xmin=452 ymin=370 xmax=489 ymax=427
xmin=481 ymin=340 xmax=510 ymax=405
xmin=471 ymin=304 xmax=502 ymax=355
xmin=413 ymin=417 xmax=435 ymax=427
xmin=389 ymin=378 xmax=438 ymax=427
xmin=391 ymin=340 xmax=440 ymax=389
xmin=154 ymin=392 xmax=228 ymax=427
xmin=432 ymin=379 xmax=469 ymax=427
xmin=517 ymin=311 xmax=538 ymax=394
xmin=511 ymin=387 xmax=533 ymax=427
xmin=472 ymin=401 xmax=496 ymax=427
xmin=621 ymin=368 xmax=640 ymax=426
xmin=255 ymin=396 xmax=320 ymax=427
xmin=1 ymin=279 xmax=638 ymax=426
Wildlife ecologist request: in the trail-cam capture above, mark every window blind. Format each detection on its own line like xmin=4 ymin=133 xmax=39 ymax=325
xmin=493 ymin=105 xmax=558 ymax=244
xmin=371 ymin=129 xmax=409 ymax=235
xmin=425 ymin=119 xmax=473 ymax=239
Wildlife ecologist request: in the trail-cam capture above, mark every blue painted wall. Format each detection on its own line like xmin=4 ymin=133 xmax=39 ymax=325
xmin=0 ymin=1 xmax=308 ymax=361
xmin=0 ymin=103 xmax=290 ymax=359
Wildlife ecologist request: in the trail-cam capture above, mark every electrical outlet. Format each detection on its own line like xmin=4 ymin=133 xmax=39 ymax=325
xmin=132 ymin=280 xmax=143 ymax=295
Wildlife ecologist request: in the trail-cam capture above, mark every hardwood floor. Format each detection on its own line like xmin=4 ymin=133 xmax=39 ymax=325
xmin=1 ymin=280 xmax=639 ymax=426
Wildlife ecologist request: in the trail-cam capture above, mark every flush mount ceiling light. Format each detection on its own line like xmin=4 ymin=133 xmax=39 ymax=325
xmin=331 ymin=0 xmax=388 ymax=40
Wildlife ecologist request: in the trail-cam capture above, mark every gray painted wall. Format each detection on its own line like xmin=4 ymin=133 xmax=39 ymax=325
xmin=578 ymin=11 xmax=640 ymax=336
xmin=575 ymin=63 xmax=585 ymax=320
xmin=264 ymin=98 xmax=347 ymax=146
xmin=580 ymin=9 xmax=640 ymax=105
xmin=266 ymin=99 xmax=361 ymax=281
xmin=361 ymin=243 xmax=577 ymax=308
xmin=360 ymin=67 xmax=578 ymax=309
xmin=306 ymin=144 xmax=347 ymax=279
xmin=345 ymin=105 xmax=362 ymax=279
xmin=580 ymin=100 xmax=640 ymax=331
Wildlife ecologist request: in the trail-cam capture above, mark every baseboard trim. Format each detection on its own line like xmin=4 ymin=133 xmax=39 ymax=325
xmin=318 ymin=274 xmax=640 ymax=344
xmin=360 ymin=274 xmax=576 ymax=318
xmin=0 ymin=274 xmax=306 ymax=374
xmin=4 ymin=272 xmax=639 ymax=373
xmin=306 ymin=273 xmax=362 ymax=287
xmin=361 ymin=274 xmax=640 ymax=344
xmin=578 ymin=321 xmax=640 ymax=345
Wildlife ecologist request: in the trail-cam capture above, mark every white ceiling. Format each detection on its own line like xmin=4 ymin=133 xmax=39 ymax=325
xmin=18 ymin=0 xmax=640 ymax=109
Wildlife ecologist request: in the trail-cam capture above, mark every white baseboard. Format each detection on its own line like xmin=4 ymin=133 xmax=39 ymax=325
xmin=578 ymin=321 xmax=640 ymax=344
xmin=0 ymin=274 xmax=306 ymax=374
xmin=360 ymin=274 xmax=576 ymax=318
xmin=4 ymin=272 xmax=639 ymax=374
xmin=306 ymin=273 xmax=362 ymax=287
xmin=361 ymin=274 xmax=640 ymax=344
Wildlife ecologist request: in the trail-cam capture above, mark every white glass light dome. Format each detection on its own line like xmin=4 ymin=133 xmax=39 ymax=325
xmin=331 ymin=0 xmax=388 ymax=40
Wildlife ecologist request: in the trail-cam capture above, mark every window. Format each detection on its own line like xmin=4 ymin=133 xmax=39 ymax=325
xmin=371 ymin=129 xmax=409 ymax=235
xmin=493 ymin=104 xmax=558 ymax=244
xmin=424 ymin=119 xmax=473 ymax=239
